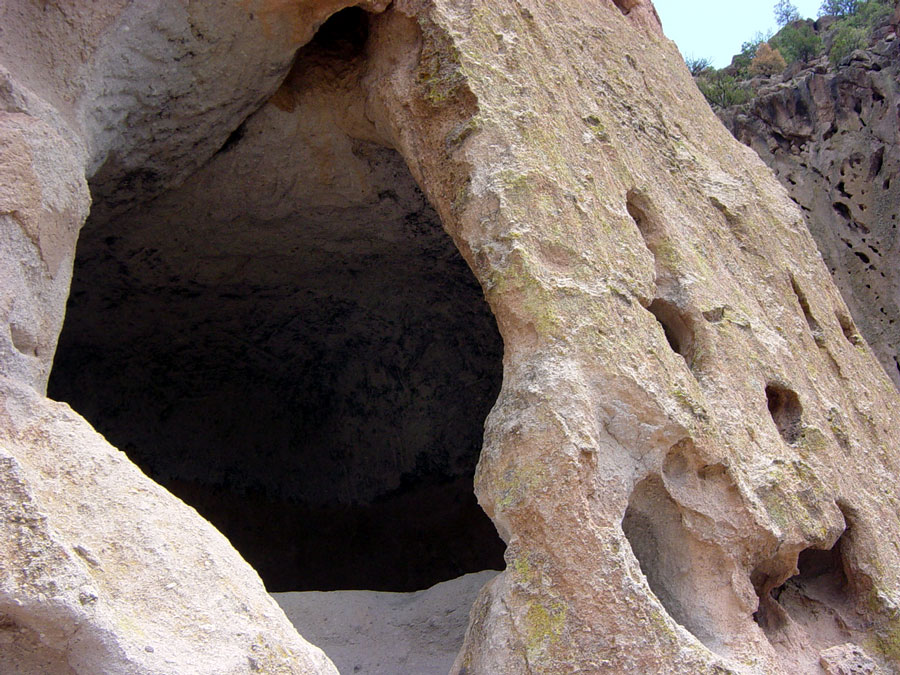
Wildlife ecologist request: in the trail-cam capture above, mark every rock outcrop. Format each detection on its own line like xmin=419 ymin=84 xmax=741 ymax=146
xmin=719 ymin=26 xmax=900 ymax=389
xmin=0 ymin=376 xmax=337 ymax=674
xmin=2 ymin=0 xmax=900 ymax=674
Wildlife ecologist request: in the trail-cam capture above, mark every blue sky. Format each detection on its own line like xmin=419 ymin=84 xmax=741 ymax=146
xmin=653 ymin=0 xmax=824 ymax=67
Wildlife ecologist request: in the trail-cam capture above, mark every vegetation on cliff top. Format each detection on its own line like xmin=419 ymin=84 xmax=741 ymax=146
xmin=690 ymin=0 xmax=894 ymax=108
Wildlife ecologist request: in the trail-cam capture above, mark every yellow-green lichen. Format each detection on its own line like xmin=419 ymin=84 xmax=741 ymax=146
xmin=497 ymin=460 xmax=544 ymax=510
xmin=416 ymin=17 xmax=467 ymax=106
xmin=486 ymin=249 xmax=561 ymax=336
xmin=512 ymin=552 xmax=533 ymax=582
xmin=524 ymin=599 xmax=567 ymax=658
xmin=866 ymin=616 xmax=900 ymax=665
xmin=797 ymin=426 xmax=829 ymax=456
xmin=671 ymin=386 xmax=709 ymax=423
xmin=757 ymin=460 xmax=832 ymax=542
xmin=582 ymin=114 xmax=610 ymax=143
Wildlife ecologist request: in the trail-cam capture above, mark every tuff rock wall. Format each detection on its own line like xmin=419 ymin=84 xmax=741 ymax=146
xmin=1 ymin=1 xmax=900 ymax=674
xmin=720 ymin=23 xmax=900 ymax=390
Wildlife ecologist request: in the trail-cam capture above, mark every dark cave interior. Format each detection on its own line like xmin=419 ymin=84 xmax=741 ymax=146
xmin=49 ymin=166 xmax=506 ymax=593
xmin=48 ymin=10 xmax=506 ymax=591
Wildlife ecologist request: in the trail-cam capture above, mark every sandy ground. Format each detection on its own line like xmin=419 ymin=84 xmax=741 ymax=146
xmin=272 ymin=570 xmax=499 ymax=675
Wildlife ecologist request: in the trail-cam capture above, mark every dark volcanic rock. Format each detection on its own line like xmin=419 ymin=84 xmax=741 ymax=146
xmin=719 ymin=31 xmax=900 ymax=387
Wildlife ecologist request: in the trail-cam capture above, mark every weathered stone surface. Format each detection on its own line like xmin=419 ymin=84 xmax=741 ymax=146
xmin=2 ymin=0 xmax=900 ymax=673
xmin=359 ymin=1 xmax=900 ymax=672
xmin=719 ymin=30 xmax=900 ymax=388
xmin=0 ymin=0 xmax=389 ymax=216
xmin=274 ymin=570 xmax=499 ymax=674
xmin=820 ymin=643 xmax=882 ymax=674
xmin=0 ymin=108 xmax=89 ymax=393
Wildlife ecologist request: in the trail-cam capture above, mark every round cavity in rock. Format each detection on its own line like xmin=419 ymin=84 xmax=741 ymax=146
xmin=765 ymin=384 xmax=803 ymax=445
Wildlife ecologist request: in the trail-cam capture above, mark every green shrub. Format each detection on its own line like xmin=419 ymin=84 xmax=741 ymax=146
xmin=697 ymin=71 xmax=752 ymax=108
xmin=826 ymin=0 xmax=892 ymax=64
xmin=772 ymin=23 xmax=823 ymax=62
xmin=829 ymin=24 xmax=868 ymax=63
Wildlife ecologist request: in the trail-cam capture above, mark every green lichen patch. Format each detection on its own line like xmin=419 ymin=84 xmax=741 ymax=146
xmin=524 ymin=599 xmax=567 ymax=660
xmin=866 ymin=616 xmax=900 ymax=666
xmin=496 ymin=460 xmax=545 ymax=510
xmin=756 ymin=459 xmax=834 ymax=543
xmin=797 ymin=425 xmax=830 ymax=456
xmin=582 ymin=114 xmax=611 ymax=143
xmin=416 ymin=16 xmax=467 ymax=106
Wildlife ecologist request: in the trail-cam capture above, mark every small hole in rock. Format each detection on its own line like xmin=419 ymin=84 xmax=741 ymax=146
xmin=9 ymin=323 xmax=38 ymax=357
xmin=611 ymin=0 xmax=640 ymax=16
xmin=626 ymin=191 xmax=653 ymax=240
xmin=622 ymin=476 xmax=713 ymax=648
xmin=832 ymin=201 xmax=852 ymax=220
xmin=647 ymin=299 xmax=696 ymax=369
xmin=765 ymin=384 xmax=802 ymax=444
xmin=790 ymin=276 xmax=824 ymax=346
xmin=752 ymin=529 xmax=870 ymax=671
xmin=836 ymin=311 xmax=861 ymax=345
xmin=309 ymin=6 xmax=370 ymax=58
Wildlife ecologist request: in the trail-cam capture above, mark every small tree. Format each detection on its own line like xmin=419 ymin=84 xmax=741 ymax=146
xmin=819 ymin=0 xmax=859 ymax=16
xmin=685 ymin=55 xmax=713 ymax=76
xmin=697 ymin=71 xmax=751 ymax=108
xmin=775 ymin=0 xmax=801 ymax=26
xmin=749 ymin=42 xmax=788 ymax=76
xmin=740 ymin=31 xmax=773 ymax=60
xmin=772 ymin=23 xmax=823 ymax=62
xmin=731 ymin=30 xmax=774 ymax=77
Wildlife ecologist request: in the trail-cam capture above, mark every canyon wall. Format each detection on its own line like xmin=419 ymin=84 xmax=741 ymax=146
xmin=720 ymin=24 xmax=900 ymax=389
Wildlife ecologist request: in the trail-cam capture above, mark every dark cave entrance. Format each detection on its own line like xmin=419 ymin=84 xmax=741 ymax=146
xmin=48 ymin=9 xmax=505 ymax=594
xmin=49 ymin=159 xmax=505 ymax=593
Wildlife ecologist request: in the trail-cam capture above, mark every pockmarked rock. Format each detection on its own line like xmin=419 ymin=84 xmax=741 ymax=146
xmin=359 ymin=1 xmax=900 ymax=672
xmin=719 ymin=26 xmax=900 ymax=389
xmin=0 ymin=0 xmax=899 ymax=673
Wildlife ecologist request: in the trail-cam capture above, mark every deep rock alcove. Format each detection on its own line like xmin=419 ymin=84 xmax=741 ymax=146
xmin=48 ymin=8 xmax=506 ymax=593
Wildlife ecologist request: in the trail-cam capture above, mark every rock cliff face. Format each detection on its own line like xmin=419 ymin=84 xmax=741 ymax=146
xmin=2 ymin=1 xmax=900 ymax=674
xmin=719 ymin=27 xmax=900 ymax=389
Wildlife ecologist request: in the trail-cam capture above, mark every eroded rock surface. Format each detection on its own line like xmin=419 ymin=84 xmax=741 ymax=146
xmin=1 ymin=0 xmax=900 ymax=673
xmin=0 ymin=376 xmax=337 ymax=675
xmin=359 ymin=1 xmax=900 ymax=672
xmin=719 ymin=29 xmax=900 ymax=388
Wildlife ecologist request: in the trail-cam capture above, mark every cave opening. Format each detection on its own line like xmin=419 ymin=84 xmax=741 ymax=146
xmin=48 ymin=8 xmax=506 ymax=594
